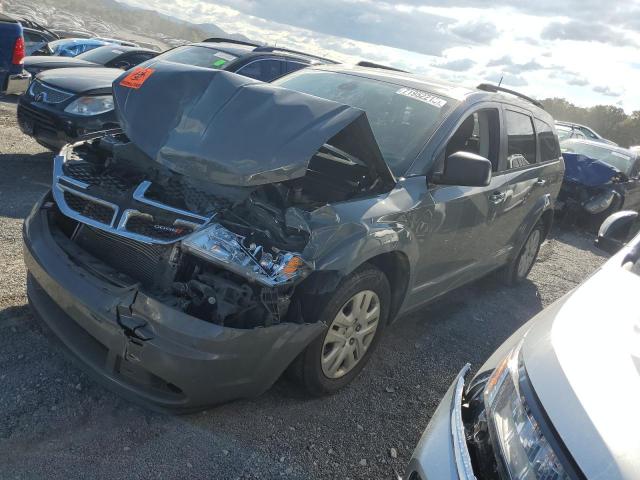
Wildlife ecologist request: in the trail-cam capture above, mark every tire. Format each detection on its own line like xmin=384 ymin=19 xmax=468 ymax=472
xmin=500 ymin=222 xmax=544 ymax=285
xmin=288 ymin=264 xmax=390 ymax=396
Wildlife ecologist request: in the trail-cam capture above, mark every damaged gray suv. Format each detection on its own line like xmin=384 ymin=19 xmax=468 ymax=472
xmin=23 ymin=61 xmax=563 ymax=410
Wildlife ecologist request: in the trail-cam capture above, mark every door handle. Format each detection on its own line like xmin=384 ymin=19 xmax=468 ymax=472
xmin=535 ymin=178 xmax=547 ymax=187
xmin=489 ymin=191 xmax=506 ymax=204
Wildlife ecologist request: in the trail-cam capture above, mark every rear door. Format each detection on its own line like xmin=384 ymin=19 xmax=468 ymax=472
xmin=488 ymin=108 xmax=558 ymax=255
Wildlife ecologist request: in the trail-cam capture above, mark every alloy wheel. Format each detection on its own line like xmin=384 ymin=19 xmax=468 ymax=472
xmin=321 ymin=290 xmax=381 ymax=379
xmin=517 ymin=229 xmax=541 ymax=278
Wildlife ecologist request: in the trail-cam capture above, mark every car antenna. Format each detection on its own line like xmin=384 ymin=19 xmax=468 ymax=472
xmin=498 ymin=75 xmax=503 ymax=87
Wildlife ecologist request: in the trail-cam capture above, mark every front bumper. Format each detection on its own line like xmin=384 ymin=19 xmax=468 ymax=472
xmin=23 ymin=196 xmax=324 ymax=411
xmin=17 ymin=96 xmax=118 ymax=150
xmin=3 ymin=71 xmax=31 ymax=95
xmin=405 ymin=365 xmax=476 ymax=480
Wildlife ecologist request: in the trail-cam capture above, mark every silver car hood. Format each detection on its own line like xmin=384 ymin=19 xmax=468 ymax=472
xmin=523 ymin=246 xmax=640 ymax=480
xmin=112 ymin=61 xmax=394 ymax=187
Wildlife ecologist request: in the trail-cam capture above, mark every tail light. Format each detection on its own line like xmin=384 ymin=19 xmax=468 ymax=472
xmin=12 ymin=36 xmax=25 ymax=65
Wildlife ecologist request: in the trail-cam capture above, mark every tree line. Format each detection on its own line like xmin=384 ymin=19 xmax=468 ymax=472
xmin=541 ymin=98 xmax=640 ymax=148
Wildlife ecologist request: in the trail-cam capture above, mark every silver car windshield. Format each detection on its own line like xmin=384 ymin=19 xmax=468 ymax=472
xmin=274 ymin=70 xmax=456 ymax=176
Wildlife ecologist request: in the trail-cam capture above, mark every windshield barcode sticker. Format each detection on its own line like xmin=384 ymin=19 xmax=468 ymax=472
xmin=396 ymin=87 xmax=447 ymax=108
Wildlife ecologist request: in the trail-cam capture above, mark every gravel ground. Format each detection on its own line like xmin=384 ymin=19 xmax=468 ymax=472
xmin=0 ymin=97 xmax=608 ymax=480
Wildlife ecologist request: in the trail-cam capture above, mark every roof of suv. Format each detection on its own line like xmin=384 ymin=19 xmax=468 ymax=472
xmin=192 ymin=38 xmax=337 ymax=64
xmin=310 ymin=64 xmax=551 ymax=119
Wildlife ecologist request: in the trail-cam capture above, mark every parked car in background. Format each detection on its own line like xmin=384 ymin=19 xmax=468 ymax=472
xmin=555 ymin=122 xmax=586 ymax=141
xmin=0 ymin=13 xmax=30 ymax=95
xmin=557 ymin=138 xmax=640 ymax=225
xmin=152 ymin=37 xmax=337 ymax=82
xmin=23 ymin=62 xmax=562 ymax=410
xmin=17 ymin=38 xmax=335 ymax=150
xmin=406 ymin=214 xmax=640 ymax=480
xmin=16 ymin=18 xmax=60 ymax=55
xmin=23 ymin=45 xmax=158 ymax=78
xmin=31 ymin=38 xmax=110 ymax=57
xmin=555 ymin=120 xmax=617 ymax=145
xmin=92 ymin=37 xmax=139 ymax=47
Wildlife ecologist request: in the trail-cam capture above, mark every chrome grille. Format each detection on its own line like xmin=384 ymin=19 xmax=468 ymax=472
xmin=29 ymin=80 xmax=74 ymax=104
xmin=63 ymin=191 xmax=116 ymax=225
xmin=53 ymin=152 xmax=212 ymax=245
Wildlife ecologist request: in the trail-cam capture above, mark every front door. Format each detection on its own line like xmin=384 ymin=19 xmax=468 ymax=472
xmin=408 ymin=107 xmax=507 ymax=303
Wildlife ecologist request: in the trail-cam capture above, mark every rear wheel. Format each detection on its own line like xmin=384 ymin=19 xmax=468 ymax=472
xmin=288 ymin=265 xmax=390 ymax=395
xmin=500 ymin=223 xmax=544 ymax=285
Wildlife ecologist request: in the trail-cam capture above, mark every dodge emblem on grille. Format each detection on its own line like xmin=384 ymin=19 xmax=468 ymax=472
xmin=153 ymin=224 xmax=184 ymax=235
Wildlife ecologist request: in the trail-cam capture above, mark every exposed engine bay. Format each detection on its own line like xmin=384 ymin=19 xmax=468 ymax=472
xmin=50 ymin=133 xmax=385 ymax=329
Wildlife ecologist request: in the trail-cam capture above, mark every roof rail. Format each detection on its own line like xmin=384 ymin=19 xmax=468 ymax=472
xmin=202 ymin=37 xmax=262 ymax=48
xmin=356 ymin=61 xmax=408 ymax=73
xmin=477 ymin=83 xmax=544 ymax=109
xmin=252 ymin=46 xmax=337 ymax=64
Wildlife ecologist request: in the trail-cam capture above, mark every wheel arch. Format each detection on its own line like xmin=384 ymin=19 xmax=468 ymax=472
xmin=364 ymin=250 xmax=411 ymax=324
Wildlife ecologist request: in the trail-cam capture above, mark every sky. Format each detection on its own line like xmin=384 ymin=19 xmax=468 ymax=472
xmin=121 ymin=0 xmax=640 ymax=112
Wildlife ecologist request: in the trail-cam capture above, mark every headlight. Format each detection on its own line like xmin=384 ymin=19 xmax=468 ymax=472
xmin=64 ymin=95 xmax=114 ymax=116
xmin=583 ymin=190 xmax=615 ymax=214
xmin=182 ymin=223 xmax=311 ymax=287
xmin=484 ymin=343 xmax=570 ymax=479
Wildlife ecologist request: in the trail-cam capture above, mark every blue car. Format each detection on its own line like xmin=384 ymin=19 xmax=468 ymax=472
xmin=38 ymin=38 xmax=110 ymax=57
xmin=557 ymin=139 xmax=640 ymax=225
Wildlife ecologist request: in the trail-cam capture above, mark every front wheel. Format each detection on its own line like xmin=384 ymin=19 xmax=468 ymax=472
xmin=500 ymin=223 xmax=544 ymax=285
xmin=288 ymin=265 xmax=390 ymax=396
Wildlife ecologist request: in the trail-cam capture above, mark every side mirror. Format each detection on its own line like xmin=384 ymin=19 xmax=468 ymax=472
xmin=595 ymin=210 xmax=639 ymax=254
xmin=434 ymin=151 xmax=492 ymax=187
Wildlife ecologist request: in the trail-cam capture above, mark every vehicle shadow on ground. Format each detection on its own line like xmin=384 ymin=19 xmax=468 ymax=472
xmin=0 ymin=94 xmax=19 ymax=105
xmin=0 ymin=152 xmax=53 ymax=219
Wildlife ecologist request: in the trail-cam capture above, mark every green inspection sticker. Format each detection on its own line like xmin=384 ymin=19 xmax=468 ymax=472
xmin=213 ymin=59 xmax=227 ymax=67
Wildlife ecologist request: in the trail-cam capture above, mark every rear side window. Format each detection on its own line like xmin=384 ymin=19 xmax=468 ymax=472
xmin=535 ymin=119 xmax=560 ymax=162
xmin=505 ymin=110 xmax=536 ymax=167
xmin=286 ymin=61 xmax=309 ymax=73
xmin=236 ymin=59 xmax=285 ymax=82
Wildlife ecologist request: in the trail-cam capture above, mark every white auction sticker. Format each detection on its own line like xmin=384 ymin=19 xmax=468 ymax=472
xmin=396 ymin=87 xmax=447 ymax=108
xmin=216 ymin=52 xmax=236 ymax=61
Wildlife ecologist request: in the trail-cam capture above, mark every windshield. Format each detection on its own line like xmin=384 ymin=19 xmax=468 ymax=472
xmin=155 ymin=46 xmax=238 ymax=70
xmin=562 ymin=140 xmax=634 ymax=174
xmin=76 ymin=46 xmax=125 ymax=64
xmin=274 ymin=70 xmax=456 ymax=175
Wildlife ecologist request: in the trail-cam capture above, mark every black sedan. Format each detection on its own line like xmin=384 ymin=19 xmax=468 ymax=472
xmin=17 ymin=68 xmax=122 ymax=150
xmin=23 ymin=45 xmax=158 ymax=78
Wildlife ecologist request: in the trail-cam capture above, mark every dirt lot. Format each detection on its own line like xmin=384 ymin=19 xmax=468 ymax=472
xmin=0 ymin=97 xmax=607 ymax=480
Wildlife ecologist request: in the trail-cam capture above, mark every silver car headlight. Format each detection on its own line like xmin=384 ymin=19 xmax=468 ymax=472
xmin=64 ymin=95 xmax=114 ymax=116
xmin=484 ymin=343 xmax=570 ymax=480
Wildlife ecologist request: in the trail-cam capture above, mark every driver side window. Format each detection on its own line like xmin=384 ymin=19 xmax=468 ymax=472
xmin=445 ymin=109 xmax=500 ymax=171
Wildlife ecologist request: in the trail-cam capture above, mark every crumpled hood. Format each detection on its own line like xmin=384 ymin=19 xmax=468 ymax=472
xmin=563 ymin=152 xmax=620 ymax=187
xmin=522 ymin=246 xmax=640 ymax=479
xmin=112 ymin=60 xmax=393 ymax=187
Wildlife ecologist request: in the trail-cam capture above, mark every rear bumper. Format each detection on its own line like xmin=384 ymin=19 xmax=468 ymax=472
xmin=4 ymin=71 xmax=31 ymax=95
xmin=17 ymin=96 xmax=117 ymax=150
xmin=23 ymin=196 xmax=324 ymax=411
xmin=405 ymin=365 xmax=477 ymax=480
